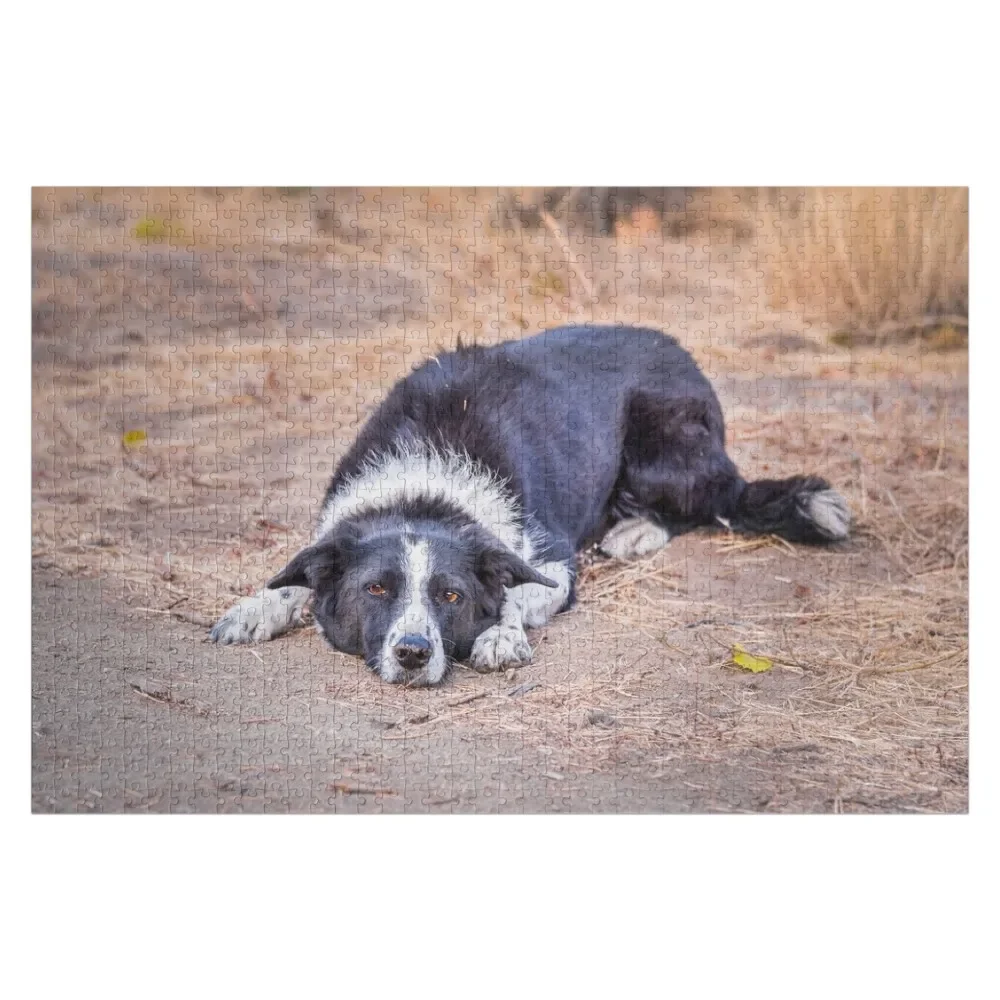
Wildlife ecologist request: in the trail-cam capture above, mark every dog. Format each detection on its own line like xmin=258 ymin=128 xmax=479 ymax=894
xmin=210 ymin=325 xmax=850 ymax=684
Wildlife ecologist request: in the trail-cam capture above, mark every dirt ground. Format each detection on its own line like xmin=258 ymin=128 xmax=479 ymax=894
xmin=31 ymin=188 xmax=968 ymax=813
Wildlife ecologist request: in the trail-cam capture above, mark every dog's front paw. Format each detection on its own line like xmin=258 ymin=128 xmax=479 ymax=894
xmin=209 ymin=587 xmax=310 ymax=644
xmin=469 ymin=623 xmax=533 ymax=672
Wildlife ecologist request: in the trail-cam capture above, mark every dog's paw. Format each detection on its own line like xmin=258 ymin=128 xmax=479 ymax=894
xmin=803 ymin=489 xmax=851 ymax=541
xmin=599 ymin=517 xmax=671 ymax=559
xmin=209 ymin=587 xmax=310 ymax=644
xmin=469 ymin=623 xmax=533 ymax=672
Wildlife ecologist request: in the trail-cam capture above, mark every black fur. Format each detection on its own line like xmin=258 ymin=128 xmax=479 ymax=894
xmin=326 ymin=324 xmax=845 ymax=550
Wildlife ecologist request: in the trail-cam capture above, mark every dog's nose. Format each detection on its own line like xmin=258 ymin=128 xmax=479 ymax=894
xmin=394 ymin=634 xmax=432 ymax=670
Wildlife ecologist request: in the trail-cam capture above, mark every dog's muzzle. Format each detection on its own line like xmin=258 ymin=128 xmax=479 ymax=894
xmin=393 ymin=633 xmax=432 ymax=672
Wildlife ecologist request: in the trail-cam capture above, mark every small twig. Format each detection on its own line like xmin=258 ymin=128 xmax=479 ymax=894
xmin=883 ymin=487 xmax=929 ymax=543
xmin=329 ymin=783 xmax=397 ymax=797
xmin=128 ymin=682 xmax=211 ymax=717
xmin=447 ymin=691 xmax=490 ymax=708
xmin=134 ymin=606 xmax=216 ymax=627
xmin=539 ymin=210 xmax=596 ymax=310
xmin=857 ymin=645 xmax=967 ymax=677
xmin=129 ymin=684 xmax=172 ymax=706
xmin=383 ymin=711 xmax=435 ymax=731
xmin=507 ymin=681 xmax=541 ymax=698
xmin=934 ymin=398 xmax=949 ymax=472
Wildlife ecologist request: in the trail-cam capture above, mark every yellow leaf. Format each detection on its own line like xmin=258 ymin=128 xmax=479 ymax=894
xmin=132 ymin=216 xmax=185 ymax=240
xmin=731 ymin=643 xmax=773 ymax=673
xmin=122 ymin=429 xmax=147 ymax=448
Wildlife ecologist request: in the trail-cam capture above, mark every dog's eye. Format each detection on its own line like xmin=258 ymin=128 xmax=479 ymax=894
xmin=441 ymin=591 xmax=462 ymax=604
xmin=367 ymin=583 xmax=387 ymax=596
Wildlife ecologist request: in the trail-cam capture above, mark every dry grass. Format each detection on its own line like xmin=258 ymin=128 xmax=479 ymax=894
xmin=768 ymin=187 xmax=968 ymax=340
xmin=496 ymin=186 xmax=968 ymax=341
xmin=31 ymin=187 xmax=968 ymax=811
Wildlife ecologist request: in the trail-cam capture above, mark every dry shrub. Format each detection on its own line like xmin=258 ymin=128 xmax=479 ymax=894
xmin=505 ymin=186 xmax=968 ymax=342
xmin=764 ymin=187 xmax=968 ymax=340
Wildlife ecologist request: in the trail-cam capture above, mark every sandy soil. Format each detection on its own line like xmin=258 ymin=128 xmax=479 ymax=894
xmin=32 ymin=533 xmax=962 ymax=814
xmin=31 ymin=188 xmax=968 ymax=813
xmin=31 ymin=568 xmax=781 ymax=814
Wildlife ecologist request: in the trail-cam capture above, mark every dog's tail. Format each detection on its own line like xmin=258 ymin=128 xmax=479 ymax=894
xmin=726 ymin=475 xmax=851 ymax=544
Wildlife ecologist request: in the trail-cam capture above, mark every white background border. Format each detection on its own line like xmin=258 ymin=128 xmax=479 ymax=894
xmin=6 ymin=2 xmax=993 ymax=996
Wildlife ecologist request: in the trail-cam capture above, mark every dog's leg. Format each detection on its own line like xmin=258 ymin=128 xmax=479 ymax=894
xmin=599 ymin=517 xmax=671 ymax=559
xmin=210 ymin=586 xmax=312 ymax=644
xmin=470 ymin=560 xmax=573 ymax=672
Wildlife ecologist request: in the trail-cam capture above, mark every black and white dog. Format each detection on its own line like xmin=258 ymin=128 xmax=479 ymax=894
xmin=211 ymin=325 xmax=849 ymax=684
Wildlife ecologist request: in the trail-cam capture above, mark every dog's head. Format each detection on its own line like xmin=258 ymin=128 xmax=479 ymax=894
xmin=267 ymin=520 xmax=555 ymax=685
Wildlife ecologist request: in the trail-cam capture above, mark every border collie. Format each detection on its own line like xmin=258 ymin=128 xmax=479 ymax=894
xmin=211 ymin=325 xmax=849 ymax=684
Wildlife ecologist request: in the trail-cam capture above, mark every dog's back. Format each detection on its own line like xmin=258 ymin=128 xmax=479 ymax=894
xmin=324 ymin=325 xmax=726 ymax=550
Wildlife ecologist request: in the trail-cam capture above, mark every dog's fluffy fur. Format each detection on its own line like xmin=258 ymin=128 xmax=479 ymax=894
xmin=211 ymin=325 xmax=850 ymax=684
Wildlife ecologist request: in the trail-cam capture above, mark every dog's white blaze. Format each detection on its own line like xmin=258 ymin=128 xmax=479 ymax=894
xmin=316 ymin=442 xmax=535 ymax=560
xmin=377 ymin=537 xmax=447 ymax=684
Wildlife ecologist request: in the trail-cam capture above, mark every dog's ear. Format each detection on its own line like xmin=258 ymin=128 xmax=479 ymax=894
xmin=267 ymin=541 xmax=343 ymax=590
xmin=476 ymin=545 xmax=557 ymax=590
